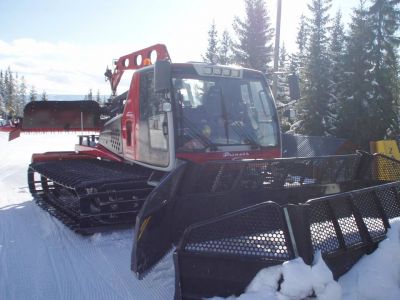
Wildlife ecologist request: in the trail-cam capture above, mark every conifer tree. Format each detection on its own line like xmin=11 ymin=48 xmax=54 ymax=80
xmin=203 ymin=20 xmax=219 ymax=63
xmin=369 ymin=0 xmax=400 ymax=73
xmin=17 ymin=76 xmax=27 ymax=116
xmin=5 ymin=68 xmax=17 ymax=118
xmin=0 ymin=71 xmax=5 ymax=117
xmin=218 ymin=30 xmax=233 ymax=65
xmin=368 ymin=0 xmax=400 ymax=136
xmin=277 ymin=44 xmax=291 ymax=105
xmin=29 ymin=86 xmax=37 ymax=102
xmin=96 ymin=90 xmax=102 ymax=103
xmin=86 ymin=89 xmax=93 ymax=101
xmin=232 ymin=0 xmax=274 ymax=72
xmin=288 ymin=14 xmax=310 ymax=131
xmin=41 ymin=90 xmax=48 ymax=101
xmin=276 ymin=44 xmax=294 ymax=131
xmin=328 ymin=10 xmax=346 ymax=134
xmin=296 ymin=0 xmax=332 ymax=136
xmin=291 ymin=14 xmax=309 ymax=74
xmin=336 ymin=1 xmax=377 ymax=148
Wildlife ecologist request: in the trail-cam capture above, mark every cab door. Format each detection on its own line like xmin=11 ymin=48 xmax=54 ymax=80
xmin=136 ymin=70 xmax=174 ymax=170
xmin=122 ymin=74 xmax=140 ymax=161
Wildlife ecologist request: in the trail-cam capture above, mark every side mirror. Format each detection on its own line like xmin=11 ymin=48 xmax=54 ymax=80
xmin=154 ymin=60 xmax=171 ymax=93
xmin=288 ymin=74 xmax=300 ymax=101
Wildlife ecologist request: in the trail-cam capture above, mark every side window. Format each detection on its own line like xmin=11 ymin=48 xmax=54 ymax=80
xmin=140 ymin=72 xmax=163 ymax=119
xmin=240 ymin=84 xmax=252 ymax=105
xmin=138 ymin=70 xmax=169 ymax=167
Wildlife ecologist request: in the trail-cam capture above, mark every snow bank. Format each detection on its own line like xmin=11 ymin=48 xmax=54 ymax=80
xmin=339 ymin=217 xmax=400 ymax=300
xmin=210 ymin=255 xmax=340 ymax=300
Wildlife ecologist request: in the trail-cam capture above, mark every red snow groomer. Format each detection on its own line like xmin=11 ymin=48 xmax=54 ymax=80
xmin=19 ymin=45 xmax=400 ymax=299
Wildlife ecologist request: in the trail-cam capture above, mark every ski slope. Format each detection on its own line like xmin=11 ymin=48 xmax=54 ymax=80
xmin=1 ymin=132 xmax=400 ymax=300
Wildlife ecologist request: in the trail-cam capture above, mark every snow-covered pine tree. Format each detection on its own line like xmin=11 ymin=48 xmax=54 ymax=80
xmin=295 ymin=0 xmax=332 ymax=136
xmin=328 ymin=10 xmax=346 ymax=135
xmin=13 ymin=73 xmax=21 ymax=117
xmin=17 ymin=76 xmax=27 ymax=116
xmin=203 ymin=20 xmax=219 ymax=63
xmin=232 ymin=0 xmax=274 ymax=73
xmin=0 ymin=71 xmax=5 ymax=118
xmin=5 ymin=68 xmax=17 ymax=118
xmin=290 ymin=14 xmax=309 ymax=74
xmin=86 ymin=89 xmax=93 ymax=101
xmin=288 ymin=14 xmax=310 ymax=134
xmin=336 ymin=0 xmax=377 ymax=148
xmin=277 ymin=44 xmax=291 ymax=104
xmin=29 ymin=86 xmax=37 ymax=102
xmin=218 ymin=30 xmax=233 ymax=65
xmin=96 ymin=90 xmax=102 ymax=104
xmin=368 ymin=0 xmax=400 ymax=136
xmin=40 ymin=90 xmax=48 ymax=101
xmin=276 ymin=43 xmax=294 ymax=131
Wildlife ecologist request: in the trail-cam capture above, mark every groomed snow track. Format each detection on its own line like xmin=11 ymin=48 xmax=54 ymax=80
xmin=28 ymin=159 xmax=154 ymax=234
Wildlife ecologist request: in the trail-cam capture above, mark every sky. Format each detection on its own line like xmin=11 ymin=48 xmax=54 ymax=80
xmin=0 ymin=0 xmax=358 ymax=95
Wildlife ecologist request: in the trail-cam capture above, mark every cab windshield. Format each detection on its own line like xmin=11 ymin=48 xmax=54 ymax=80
xmin=173 ymin=73 xmax=279 ymax=151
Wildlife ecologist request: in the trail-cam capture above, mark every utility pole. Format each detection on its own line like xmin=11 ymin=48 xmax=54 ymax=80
xmin=272 ymin=0 xmax=282 ymax=99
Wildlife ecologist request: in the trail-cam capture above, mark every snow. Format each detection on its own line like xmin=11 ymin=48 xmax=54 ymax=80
xmin=1 ymin=132 xmax=400 ymax=300
xmin=339 ymin=218 xmax=400 ymax=300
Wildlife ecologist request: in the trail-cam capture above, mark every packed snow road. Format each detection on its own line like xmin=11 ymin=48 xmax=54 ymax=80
xmin=0 ymin=133 xmax=174 ymax=300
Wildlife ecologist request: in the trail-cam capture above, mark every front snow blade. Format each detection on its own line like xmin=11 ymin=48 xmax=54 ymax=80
xmin=131 ymin=162 xmax=188 ymax=277
xmin=132 ymin=153 xmax=366 ymax=277
xmin=173 ymin=153 xmax=400 ymax=299
xmin=132 ymin=152 xmax=400 ymax=298
xmin=22 ymin=100 xmax=101 ymax=131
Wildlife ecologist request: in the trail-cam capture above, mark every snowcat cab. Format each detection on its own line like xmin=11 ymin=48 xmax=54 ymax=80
xmin=101 ymin=60 xmax=281 ymax=172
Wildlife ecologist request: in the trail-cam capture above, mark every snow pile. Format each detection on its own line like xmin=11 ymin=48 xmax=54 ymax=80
xmin=339 ymin=217 xmax=400 ymax=300
xmin=210 ymin=253 xmax=340 ymax=300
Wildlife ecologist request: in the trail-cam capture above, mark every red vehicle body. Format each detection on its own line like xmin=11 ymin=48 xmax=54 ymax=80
xmin=29 ymin=44 xmax=282 ymax=167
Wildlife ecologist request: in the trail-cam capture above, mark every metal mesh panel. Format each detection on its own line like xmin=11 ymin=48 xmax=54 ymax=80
xmin=183 ymin=203 xmax=293 ymax=260
xmin=191 ymin=163 xmax=243 ymax=193
xmin=352 ymin=192 xmax=386 ymax=241
xmin=376 ymin=187 xmax=400 ymax=219
xmin=330 ymin=196 xmax=362 ymax=247
xmin=308 ymin=202 xmax=340 ymax=254
xmin=191 ymin=155 xmax=361 ymax=194
xmin=374 ymin=155 xmax=400 ymax=181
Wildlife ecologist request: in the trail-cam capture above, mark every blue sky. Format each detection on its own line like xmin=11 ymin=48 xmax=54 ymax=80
xmin=0 ymin=0 xmax=358 ymax=95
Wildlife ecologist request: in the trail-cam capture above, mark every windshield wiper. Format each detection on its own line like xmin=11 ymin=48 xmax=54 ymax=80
xmin=218 ymin=87 xmax=230 ymax=143
xmin=230 ymin=121 xmax=261 ymax=149
xmin=181 ymin=116 xmax=218 ymax=151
